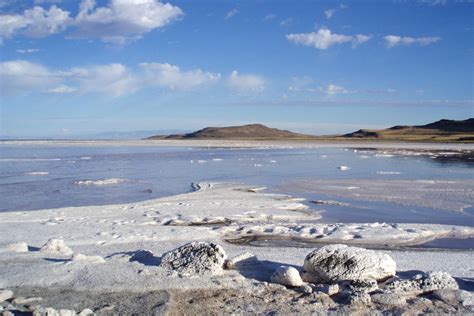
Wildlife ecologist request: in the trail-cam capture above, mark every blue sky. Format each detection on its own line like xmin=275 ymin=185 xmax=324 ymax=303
xmin=0 ymin=0 xmax=473 ymax=137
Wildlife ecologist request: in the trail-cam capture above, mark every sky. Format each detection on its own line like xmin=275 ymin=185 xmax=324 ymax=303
xmin=0 ymin=0 xmax=473 ymax=138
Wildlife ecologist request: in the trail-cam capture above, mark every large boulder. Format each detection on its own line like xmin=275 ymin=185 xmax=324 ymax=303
xmin=160 ymin=242 xmax=226 ymax=276
xmin=303 ymin=244 xmax=396 ymax=282
xmin=270 ymin=266 xmax=303 ymax=287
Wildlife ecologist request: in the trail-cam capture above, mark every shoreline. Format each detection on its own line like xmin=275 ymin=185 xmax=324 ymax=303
xmin=1 ymin=139 xmax=474 ymax=150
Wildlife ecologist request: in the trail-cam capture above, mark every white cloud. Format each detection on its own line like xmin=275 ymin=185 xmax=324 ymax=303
xmin=326 ymin=84 xmax=347 ymax=96
xmin=279 ymin=18 xmax=293 ymax=27
xmin=34 ymin=0 xmax=62 ymax=3
xmin=73 ymin=0 xmax=184 ymax=44
xmin=0 ymin=60 xmax=61 ymax=95
xmin=139 ymin=62 xmax=220 ymax=90
xmin=227 ymin=70 xmax=265 ymax=92
xmin=384 ymin=35 xmax=441 ymax=47
xmin=0 ymin=5 xmax=71 ymax=41
xmin=0 ymin=60 xmax=221 ymax=96
xmin=68 ymin=63 xmax=139 ymax=96
xmin=16 ymin=48 xmax=40 ymax=53
xmin=324 ymin=9 xmax=336 ymax=19
xmin=263 ymin=13 xmax=276 ymax=21
xmin=47 ymin=84 xmax=77 ymax=93
xmin=225 ymin=8 xmax=238 ymax=20
xmin=287 ymin=28 xmax=370 ymax=50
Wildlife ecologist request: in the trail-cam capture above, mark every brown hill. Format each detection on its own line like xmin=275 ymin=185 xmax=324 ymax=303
xmin=343 ymin=118 xmax=474 ymax=142
xmin=146 ymin=124 xmax=316 ymax=140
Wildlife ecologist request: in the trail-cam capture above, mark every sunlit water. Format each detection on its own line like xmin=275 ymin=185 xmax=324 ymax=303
xmin=1 ymin=144 xmax=473 ymax=228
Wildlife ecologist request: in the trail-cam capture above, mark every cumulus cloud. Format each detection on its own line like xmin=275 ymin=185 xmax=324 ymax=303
xmin=225 ymin=8 xmax=238 ymax=20
xmin=139 ymin=62 xmax=220 ymax=90
xmin=227 ymin=70 xmax=265 ymax=92
xmin=0 ymin=60 xmax=221 ymax=96
xmin=16 ymin=48 xmax=40 ymax=53
xmin=326 ymin=84 xmax=347 ymax=96
xmin=0 ymin=5 xmax=71 ymax=42
xmin=287 ymin=28 xmax=370 ymax=50
xmin=0 ymin=60 xmax=61 ymax=95
xmin=73 ymin=0 xmax=184 ymax=44
xmin=0 ymin=0 xmax=183 ymax=44
xmin=384 ymin=35 xmax=441 ymax=47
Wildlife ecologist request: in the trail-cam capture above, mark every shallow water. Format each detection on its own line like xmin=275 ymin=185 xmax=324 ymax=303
xmin=0 ymin=144 xmax=473 ymax=229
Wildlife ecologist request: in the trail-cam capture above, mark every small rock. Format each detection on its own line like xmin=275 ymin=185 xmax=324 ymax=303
xmin=385 ymin=271 xmax=459 ymax=295
xmin=160 ymin=242 xmax=226 ymax=276
xmin=78 ymin=308 xmax=95 ymax=315
xmin=40 ymin=239 xmax=73 ymax=255
xmin=225 ymin=252 xmax=259 ymax=269
xmin=297 ymin=284 xmax=313 ymax=294
xmin=432 ymin=289 xmax=474 ymax=307
xmin=0 ymin=289 xmax=13 ymax=302
xmin=6 ymin=242 xmax=29 ymax=253
xmin=348 ymin=292 xmax=371 ymax=305
xmin=270 ymin=266 xmax=303 ymax=287
xmin=371 ymin=293 xmax=407 ymax=307
xmin=313 ymin=283 xmax=339 ymax=296
xmin=72 ymin=253 xmax=105 ymax=264
xmin=44 ymin=308 xmax=59 ymax=316
xmin=303 ymin=244 xmax=396 ymax=282
xmin=342 ymin=279 xmax=378 ymax=295
xmin=13 ymin=297 xmax=43 ymax=305
xmin=59 ymin=309 xmax=76 ymax=316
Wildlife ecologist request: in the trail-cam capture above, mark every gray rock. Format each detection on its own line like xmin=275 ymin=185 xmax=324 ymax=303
xmin=303 ymin=244 xmax=396 ymax=282
xmin=297 ymin=284 xmax=313 ymax=294
xmin=371 ymin=293 xmax=407 ymax=306
xmin=385 ymin=271 xmax=459 ymax=295
xmin=0 ymin=289 xmax=13 ymax=302
xmin=160 ymin=242 xmax=226 ymax=276
xmin=225 ymin=252 xmax=259 ymax=269
xmin=270 ymin=266 xmax=303 ymax=287
xmin=348 ymin=292 xmax=371 ymax=305
xmin=432 ymin=289 xmax=474 ymax=307
xmin=313 ymin=284 xmax=340 ymax=296
xmin=40 ymin=239 xmax=73 ymax=255
xmin=341 ymin=279 xmax=379 ymax=295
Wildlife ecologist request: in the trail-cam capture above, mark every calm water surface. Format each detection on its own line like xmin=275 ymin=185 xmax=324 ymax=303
xmin=1 ymin=144 xmax=473 ymax=228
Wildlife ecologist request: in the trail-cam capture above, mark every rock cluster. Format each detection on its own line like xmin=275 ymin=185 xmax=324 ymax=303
xmin=160 ymin=242 xmax=227 ymax=276
xmin=303 ymin=244 xmax=396 ymax=282
xmin=385 ymin=271 xmax=459 ymax=295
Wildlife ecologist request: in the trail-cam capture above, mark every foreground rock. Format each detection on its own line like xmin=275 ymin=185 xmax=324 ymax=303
xmin=271 ymin=266 xmax=303 ymax=287
xmin=160 ymin=242 xmax=226 ymax=276
xmin=303 ymin=244 xmax=396 ymax=282
xmin=39 ymin=239 xmax=73 ymax=255
xmin=385 ymin=271 xmax=459 ymax=295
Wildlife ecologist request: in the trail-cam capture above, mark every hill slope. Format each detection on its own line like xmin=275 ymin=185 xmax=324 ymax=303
xmin=146 ymin=124 xmax=316 ymax=140
xmin=343 ymin=118 xmax=474 ymax=142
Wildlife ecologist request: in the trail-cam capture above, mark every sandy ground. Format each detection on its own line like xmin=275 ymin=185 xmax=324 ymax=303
xmin=0 ymin=182 xmax=473 ymax=314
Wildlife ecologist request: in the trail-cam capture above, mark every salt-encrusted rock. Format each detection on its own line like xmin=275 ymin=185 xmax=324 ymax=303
xmin=301 ymin=271 xmax=322 ymax=284
xmin=72 ymin=253 xmax=105 ymax=264
xmin=270 ymin=266 xmax=303 ymax=287
xmin=303 ymin=244 xmax=396 ymax=282
xmin=313 ymin=284 xmax=340 ymax=296
xmin=12 ymin=296 xmax=43 ymax=305
xmin=59 ymin=310 xmax=76 ymax=316
xmin=225 ymin=252 xmax=259 ymax=269
xmin=6 ymin=242 xmax=28 ymax=253
xmin=40 ymin=239 xmax=73 ymax=255
xmin=342 ymin=279 xmax=379 ymax=295
xmin=385 ymin=271 xmax=458 ymax=295
xmin=0 ymin=289 xmax=13 ymax=302
xmin=160 ymin=242 xmax=226 ymax=275
xmin=348 ymin=292 xmax=371 ymax=305
xmin=297 ymin=284 xmax=313 ymax=294
xmin=432 ymin=289 xmax=474 ymax=307
xmin=44 ymin=308 xmax=59 ymax=316
xmin=371 ymin=293 xmax=407 ymax=307
xmin=78 ymin=309 xmax=95 ymax=316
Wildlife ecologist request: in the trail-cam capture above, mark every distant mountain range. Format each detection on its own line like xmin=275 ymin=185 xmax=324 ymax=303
xmin=343 ymin=118 xmax=474 ymax=142
xmin=146 ymin=119 xmax=474 ymax=142
xmin=146 ymin=124 xmax=316 ymax=140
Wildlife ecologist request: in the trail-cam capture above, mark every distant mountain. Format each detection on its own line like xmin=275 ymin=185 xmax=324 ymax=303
xmin=343 ymin=118 xmax=474 ymax=142
xmin=146 ymin=124 xmax=316 ymax=140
